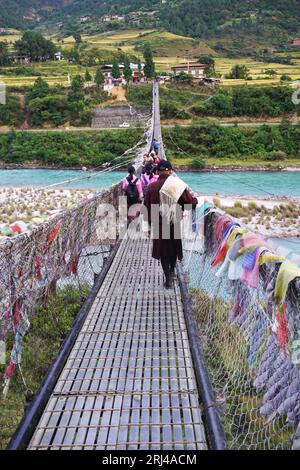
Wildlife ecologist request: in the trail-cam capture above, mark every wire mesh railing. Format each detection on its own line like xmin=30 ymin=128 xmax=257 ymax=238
xmin=0 ymin=81 xmax=158 ymax=449
xmin=0 ymin=185 xmax=119 ymax=378
xmin=182 ymin=206 xmax=300 ymax=450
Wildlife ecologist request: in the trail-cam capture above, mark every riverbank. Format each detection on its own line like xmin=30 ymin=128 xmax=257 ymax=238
xmin=0 ymin=185 xmax=299 ymax=241
xmin=1 ymin=162 xmax=300 ymax=172
xmin=204 ymin=194 xmax=300 ymax=239
xmin=0 ymin=187 xmax=96 ymax=240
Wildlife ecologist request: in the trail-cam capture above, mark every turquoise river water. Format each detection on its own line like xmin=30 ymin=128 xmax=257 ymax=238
xmin=0 ymin=169 xmax=300 ymax=196
xmin=0 ymin=169 xmax=299 ymax=259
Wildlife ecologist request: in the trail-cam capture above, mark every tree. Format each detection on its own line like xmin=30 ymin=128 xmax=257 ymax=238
xmin=112 ymin=59 xmax=121 ymax=80
xmin=70 ymin=75 xmax=84 ymax=93
xmin=15 ymin=31 xmax=57 ymax=61
xmin=67 ymin=48 xmax=81 ymax=65
xmin=265 ymin=69 xmax=277 ymax=78
xmin=27 ymin=95 xmax=69 ymax=127
xmin=138 ymin=60 xmax=142 ymax=81
xmin=174 ymin=72 xmax=194 ymax=85
xmin=123 ymin=56 xmax=132 ymax=83
xmin=227 ymin=64 xmax=251 ymax=80
xmin=26 ymin=78 xmax=50 ymax=103
xmin=0 ymin=42 xmax=10 ymax=66
xmin=73 ymin=33 xmax=82 ymax=45
xmin=143 ymin=45 xmax=155 ymax=79
xmin=198 ymin=55 xmax=215 ymax=77
xmin=95 ymin=67 xmax=105 ymax=86
xmin=85 ymin=69 xmax=92 ymax=82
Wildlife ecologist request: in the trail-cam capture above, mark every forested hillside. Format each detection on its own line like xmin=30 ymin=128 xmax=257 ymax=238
xmin=1 ymin=0 xmax=300 ymax=52
xmin=160 ymin=0 xmax=300 ymax=53
xmin=0 ymin=0 xmax=160 ymax=28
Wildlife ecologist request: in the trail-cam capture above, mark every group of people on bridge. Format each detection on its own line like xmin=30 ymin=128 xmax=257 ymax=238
xmin=122 ymin=139 xmax=198 ymax=289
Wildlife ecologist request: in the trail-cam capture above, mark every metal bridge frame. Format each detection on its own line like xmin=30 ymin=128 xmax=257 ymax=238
xmin=7 ymin=82 xmax=227 ymax=451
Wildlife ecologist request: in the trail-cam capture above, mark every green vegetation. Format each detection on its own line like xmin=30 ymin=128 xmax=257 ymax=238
xmin=123 ymin=56 xmax=132 ymax=83
xmin=127 ymin=83 xmax=300 ymax=122
xmin=143 ymin=44 xmax=155 ymax=79
xmin=226 ymin=64 xmax=251 ymax=80
xmin=2 ymin=1 xmax=300 ymax=58
xmin=94 ymin=68 xmax=104 ymax=87
xmin=0 ymin=42 xmax=10 ymax=66
xmin=0 ymin=76 xmax=111 ymax=129
xmin=112 ymin=58 xmax=121 ymax=80
xmin=0 ymin=128 xmax=142 ymax=167
xmin=163 ymin=121 xmax=300 ymax=164
xmin=0 ymin=94 xmax=22 ymax=127
xmin=0 ymin=285 xmax=89 ymax=449
xmin=193 ymin=86 xmax=299 ymax=118
xmin=15 ymin=31 xmax=57 ymax=62
xmin=126 ymin=83 xmax=211 ymax=119
xmin=160 ymin=0 xmax=300 ymax=56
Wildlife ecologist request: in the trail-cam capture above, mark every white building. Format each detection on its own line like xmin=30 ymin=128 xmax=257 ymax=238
xmin=80 ymin=16 xmax=91 ymax=23
xmin=101 ymin=63 xmax=146 ymax=85
xmin=54 ymin=52 xmax=63 ymax=61
xmin=101 ymin=15 xmax=125 ymax=23
xmin=171 ymin=62 xmax=206 ymax=79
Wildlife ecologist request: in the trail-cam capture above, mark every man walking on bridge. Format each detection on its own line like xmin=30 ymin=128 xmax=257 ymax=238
xmin=144 ymin=160 xmax=198 ymax=289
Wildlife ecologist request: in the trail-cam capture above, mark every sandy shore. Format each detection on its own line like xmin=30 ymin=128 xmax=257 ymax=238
xmin=0 ymin=187 xmax=97 ymax=240
xmin=0 ymin=186 xmax=299 ymax=241
xmin=204 ymin=194 xmax=300 ymax=238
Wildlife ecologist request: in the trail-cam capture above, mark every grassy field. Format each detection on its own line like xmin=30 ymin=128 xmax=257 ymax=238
xmin=1 ymin=28 xmax=300 ymax=88
xmin=0 ymin=28 xmax=214 ymax=85
xmin=216 ymin=57 xmax=300 ymax=86
xmin=171 ymin=156 xmax=300 ymax=168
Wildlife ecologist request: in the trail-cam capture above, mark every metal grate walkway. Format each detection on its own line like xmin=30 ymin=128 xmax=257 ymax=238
xmin=28 ymin=236 xmax=207 ymax=450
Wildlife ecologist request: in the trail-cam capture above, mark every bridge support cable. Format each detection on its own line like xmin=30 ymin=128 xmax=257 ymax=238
xmin=5 ymin=82 xmax=211 ymax=451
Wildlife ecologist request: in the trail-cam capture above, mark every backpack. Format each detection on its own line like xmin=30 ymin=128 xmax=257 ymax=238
xmin=125 ymin=177 xmax=139 ymax=204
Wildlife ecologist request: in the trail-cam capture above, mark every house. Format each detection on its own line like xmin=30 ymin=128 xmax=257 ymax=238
xmin=171 ymin=62 xmax=206 ymax=79
xmin=54 ymin=52 xmax=63 ymax=61
xmin=203 ymin=77 xmax=221 ymax=89
xmin=23 ymin=13 xmax=41 ymax=22
xmin=80 ymin=16 xmax=91 ymax=23
xmin=0 ymin=28 xmax=6 ymax=34
xmin=291 ymin=38 xmax=300 ymax=47
xmin=12 ymin=55 xmax=31 ymax=65
xmin=130 ymin=63 xmax=146 ymax=82
xmin=101 ymin=15 xmax=125 ymax=23
xmin=101 ymin=63 xmax=146 ymax=85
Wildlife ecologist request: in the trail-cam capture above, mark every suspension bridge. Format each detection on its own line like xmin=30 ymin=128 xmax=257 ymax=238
xmin=1 ymin=83 xmax=300 ymax=451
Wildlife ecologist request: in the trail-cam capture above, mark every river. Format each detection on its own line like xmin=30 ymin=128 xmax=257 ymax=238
xmin=0 ymin=168 xmax=299 ymax=260
xmin=1 ymin=169 xmax=300 ymax=196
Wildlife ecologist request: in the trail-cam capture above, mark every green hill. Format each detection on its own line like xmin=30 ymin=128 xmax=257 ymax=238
xmin=1 ymin=0 xmax=300 ymax=55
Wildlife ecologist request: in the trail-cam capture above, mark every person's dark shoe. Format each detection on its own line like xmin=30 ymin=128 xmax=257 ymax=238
xmin=164 ymin=282 xmax=172 ymax=290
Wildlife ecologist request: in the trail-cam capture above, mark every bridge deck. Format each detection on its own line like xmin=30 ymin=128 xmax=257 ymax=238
xmin=28 ymin=236 xmax=207 ymax=450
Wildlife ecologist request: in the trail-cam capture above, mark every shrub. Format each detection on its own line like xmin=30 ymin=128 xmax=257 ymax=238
xmin=248 ymin=201 xmax=258 ymax=210
xmin=213 ymin=197 xmax=221 ymax=207
xmin=226 ymin=206 xmax=246 ymax=219
xmin=161 ymin=102 xmax=190 ymax=120
xmin=191 ymin=158 xmax=206 ymax=170
xmin=280 ymin=75 xmax=292 ymax=81
xmin=264 ymin=150 xmax=287 ymax=161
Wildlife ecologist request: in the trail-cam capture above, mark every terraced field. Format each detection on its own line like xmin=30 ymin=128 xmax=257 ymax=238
xmin=216 ymin=57 xmax=300 ymax=86
xmin=1 ymin=28 xmax=300 ymax=88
